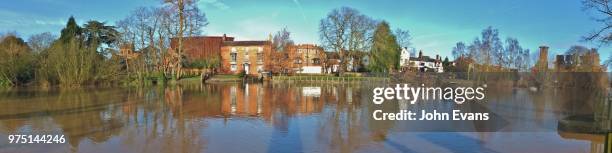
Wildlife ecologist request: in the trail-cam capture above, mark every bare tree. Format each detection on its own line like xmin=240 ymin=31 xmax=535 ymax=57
xmin=582 ymin=0 xmax=612 ymax=44
xmin=452 ymin=42 xmax=466 ymax=60
xmin=506 ymin=38 xmax=530 ymax=71
xmin=394 ymin=28 xmax=411 ymax=48
xmin=28 ymin=32 xmax=56 ymax=53
xmin=116 ymin=0 xmax=208 ymax=79
xmin=117 ymin=7 xmax=159 ymax=77
xmin=504 ymin=37 xmax=522 ymax=69
xmin=467 ymin=38 xmax=479 ymax=60
xmin=520 ymin=49 xmax=531 ymax=71
xmin=162 ymin=0 xmax=208 ymax=79
xmin=319 ymin=7 xmax=375 ymax=74
xmin=471 ymin=26 xmax=502 ymax=69
xmin=604 ymin=53 xmax=612 ymax=69
xmin=272 ymin=27 xmax=294 ymax=52
xmin=168 ymin=0 xmax=185 ymax=79
xmin=116 ymin=17 xmax=136 ymax=45
xmin=184 ymin=5 xmax=208 ymax=37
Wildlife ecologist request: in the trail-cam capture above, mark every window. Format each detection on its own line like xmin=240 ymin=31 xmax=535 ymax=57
xmin=257 ymin=53 xmax=263 ymax=62
xmin=230 ymin=53 xmax=237 ymax=62
xmin=313 ymin=58 xmax=320 ymax=64
xmin=231 ymin=64 xmax=237 ymax=71
xmin=244 ymin=48 xmax=249 ymax=61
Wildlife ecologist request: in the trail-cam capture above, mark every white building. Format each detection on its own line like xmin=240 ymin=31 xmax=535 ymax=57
xmin=406 ymin=50 xmax=444 ymax=73
xmin=399 ymin=47 xmax=412 ymax=72
xmin=297 ymin=66 xmax=323 ymax=74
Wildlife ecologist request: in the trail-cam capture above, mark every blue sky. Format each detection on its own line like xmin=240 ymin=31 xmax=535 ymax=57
xmin=0 ymin=0 xmax=610 ymax=63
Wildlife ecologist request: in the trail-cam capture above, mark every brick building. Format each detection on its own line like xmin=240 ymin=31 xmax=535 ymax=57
xmin=555 ymin=48 xmax=603 ymax=72
xmin=169 ymin=35 xmax=234 ymax=62
xmin=292 ymin=44 xmax=325 ymax=66
xmin=220 ymin=41 xmax=272 ymax=75
xmin=175 ymin=35 xmax=334 ymax=76
xmin=536 ymin=45 xmax=549 ymax=71
xmin=283 ymin=44 xmax=326 ymax=74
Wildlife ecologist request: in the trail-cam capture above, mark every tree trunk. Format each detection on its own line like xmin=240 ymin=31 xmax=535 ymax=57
xmin=148 ymin=29 xmax=157 ymax=72
xmin=338 ymin=48 xmax=346 ymax=75
xmin=176 ymin=0 xmax=184 ymax=80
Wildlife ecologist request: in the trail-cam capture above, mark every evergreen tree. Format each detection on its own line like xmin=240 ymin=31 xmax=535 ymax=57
xmin=59 ymin=16 xmax=82 ymax=42
xmin=369 ymin=21 xmax=400 ymax=73
xmin=43 ymin=17 xmax=121 ymax=86
xmin=443 ymin=57 xmax=450 ymax=67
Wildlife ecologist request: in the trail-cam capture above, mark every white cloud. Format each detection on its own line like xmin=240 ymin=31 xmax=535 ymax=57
xmin=0 ymin=9 xmax=68 ymax=38
xmin=34 ymin=19 xmax=65 ymax=26
xmin=199 ymin=0 xmax=230 ymax=10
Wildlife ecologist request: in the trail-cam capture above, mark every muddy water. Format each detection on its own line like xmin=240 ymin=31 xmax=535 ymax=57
xmin=0 ymin=82 xmax=609 ymax=153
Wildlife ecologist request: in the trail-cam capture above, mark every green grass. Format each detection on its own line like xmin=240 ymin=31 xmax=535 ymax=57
xmin=214 ymin=74 xmax=242 ymax=78
xmin=179 ymin=76 xmax=201 ymax=81
xmin=272 ymin=75 xmax=388 ymax=82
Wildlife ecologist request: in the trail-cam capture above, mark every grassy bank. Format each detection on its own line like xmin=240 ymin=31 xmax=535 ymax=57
xmin=204 ymin=74 xmax=243 ymax=83
xmin=272 ymin=75 xmax=389 ymax=82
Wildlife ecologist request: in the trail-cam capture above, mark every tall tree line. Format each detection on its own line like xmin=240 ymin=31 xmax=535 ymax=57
xmin=0 ymin=16 xmax=124 ymax=87
xmin=451 ymin=26 xmax=531 ymax=72
xmin=319 ymin=7 xmax=410 ymax=74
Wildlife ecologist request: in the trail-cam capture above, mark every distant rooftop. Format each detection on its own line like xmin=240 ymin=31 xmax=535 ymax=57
xmin=223 ymin=41 xmax=270 ymax=46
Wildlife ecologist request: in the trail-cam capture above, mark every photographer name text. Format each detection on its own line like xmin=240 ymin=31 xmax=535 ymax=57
xmin=372 ymin=84 xmax=489 ymax=121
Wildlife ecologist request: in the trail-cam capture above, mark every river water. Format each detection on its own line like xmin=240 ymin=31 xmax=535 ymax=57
xmin=0 ymin=82 xmax=609 ymax=153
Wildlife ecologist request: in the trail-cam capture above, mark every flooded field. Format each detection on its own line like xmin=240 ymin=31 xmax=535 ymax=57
xmin=0 ymin=82 xmax=609 ymax=153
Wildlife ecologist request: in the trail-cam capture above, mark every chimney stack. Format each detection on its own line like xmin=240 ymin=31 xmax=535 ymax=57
xmin=537 ymin=45 xmax=549 ymax=71
xmin=418 ymin=50 xmax=423 ymax=59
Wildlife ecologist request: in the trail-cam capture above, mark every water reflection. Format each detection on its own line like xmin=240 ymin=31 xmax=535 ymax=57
xmin=0 ymin=82 xmax=609 ymax=153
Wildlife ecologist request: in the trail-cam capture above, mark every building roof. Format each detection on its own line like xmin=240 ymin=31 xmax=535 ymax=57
xmin=170 ymin=36 xmax=235 ymax=47
xmin=223 ymin=41 xmax=270 ymax=46
xmin=295 ymin=44 xmax=323 ymax=49
xmin=325 ymin=52 xmax=340 ymax=59
xmin=137 ymin=45 xmax=159 ymax=53
xmin=410 ymin=56 xmax=437 ymax=62
xmin=174 ymin=35 xmax=234 ymax=39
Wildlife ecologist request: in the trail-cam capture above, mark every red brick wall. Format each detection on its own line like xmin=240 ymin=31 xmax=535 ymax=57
xmin=170 ymin=36 xmax=234 ymax=61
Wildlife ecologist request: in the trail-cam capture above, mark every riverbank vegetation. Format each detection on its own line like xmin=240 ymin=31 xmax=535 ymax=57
xmin=0 ymin=17 xmax=123 ymax=88
xmin=0 ymin=0 xmax=203 ymax=88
